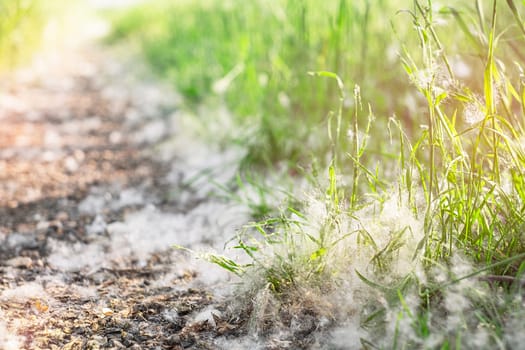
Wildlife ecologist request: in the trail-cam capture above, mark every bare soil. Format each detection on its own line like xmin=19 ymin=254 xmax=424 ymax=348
xmin=0 ymin=44 xmax=245 ymax=350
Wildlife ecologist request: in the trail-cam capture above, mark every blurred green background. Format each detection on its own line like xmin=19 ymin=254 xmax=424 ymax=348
xmin=105 ymin=0 xmax=525 ymax=172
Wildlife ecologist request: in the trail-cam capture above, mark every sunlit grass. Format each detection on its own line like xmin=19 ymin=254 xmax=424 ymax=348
xmin=0 ymin=0 xmax=52 ymax=72
xmin=0 ymin=0 xmax=79 ymax=73
xmin=106 ymin=0 xmax=413 ymax=170
xmin=108 ymin=0 xmax=525 ymax=347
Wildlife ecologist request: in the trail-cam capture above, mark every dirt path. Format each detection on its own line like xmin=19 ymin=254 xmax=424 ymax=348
xmin=0 ymin=39 xmax=249 ymax=349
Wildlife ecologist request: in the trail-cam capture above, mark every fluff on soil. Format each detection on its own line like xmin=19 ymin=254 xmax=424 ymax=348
xmin=218 ymin=183 xmax=525 ymax=348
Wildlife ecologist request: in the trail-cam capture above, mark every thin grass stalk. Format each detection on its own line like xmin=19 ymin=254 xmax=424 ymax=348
xmin=351 ymin=85 xmax=362 ymax=208
xmin=485 ymin=0 xmax=500 ymax=183
xmin=446 ymin=6 xmax=483 ymax=50
xmin=506 ymin=0 xmax=525 ymax=37
xmin=414 ymin=0 xmax=455 ymax=80
xmin=410 ymin=2 xmax=437 ymax=231
xmin=475 ymin=0 xmax=487 ymax=37
xmin=359 ymin=1 xmax=370 ymax=82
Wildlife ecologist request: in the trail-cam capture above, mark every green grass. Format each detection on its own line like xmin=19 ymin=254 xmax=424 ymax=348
xmin=108 ymin=0 xmax=525 ymax=347
xmin=106 ymin=0 xmax=411 ymax=169
xmin=0 ymin=0 xmax=47 ymax=72
xmin=0 ymin=0 xmax=74 ymax=73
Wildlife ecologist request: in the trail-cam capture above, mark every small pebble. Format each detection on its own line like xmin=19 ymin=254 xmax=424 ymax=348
xmin=56 ymin=211 xmax=69 ymax=221
xmin=5 ymin=256 xmax=32 ymax=268
xmin=109 ymin=339 xmax=126 ymax=349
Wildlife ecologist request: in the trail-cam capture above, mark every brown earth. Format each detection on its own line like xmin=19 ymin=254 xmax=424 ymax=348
xmin=0 ymin=45 xmax=245 ymax=350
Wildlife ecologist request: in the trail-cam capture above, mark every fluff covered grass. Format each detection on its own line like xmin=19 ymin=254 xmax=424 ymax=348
xmin=107 ymin=0 xmax=525 ymax=347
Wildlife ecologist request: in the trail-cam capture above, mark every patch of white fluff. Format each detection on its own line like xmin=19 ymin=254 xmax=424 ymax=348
xmin=324 ymin=320 xmax=366 ymax=350
xmin=503 ymin=302 xmax=525 ymax=349
xmin=444 ymin=288 xmax=471 ymax=330
xmin=132 ymin=118 xmax=169 ymax=144
xmin=47 ymin=238 xmax=107 ymax=271
xmin=108 ymin=208 xmax=181 ymax=262
xmin=163 ymin=136 xmax=245 ymax=197
xmin=379 ymin=252 xmax=505 ymax=348
xmin=154 ymin=251 xmax=241 ymax=292
xmin=190 ymin=260 xmax=239 ymax=291
xmin=192 ymin=306 xmax=222 ymax=327
xmin=86 ymin=214 xmax=107 ymax=236
xmin=70 ymin=284 xmax=99 ymax=299
xmin=0 ymin=311 xmax=21 ymax=350
xmin=288 ymin=187 xmax=425 ymax=288
xmin=78 ymin=186 xmax=145 ymax=215
xmin=78 ymin=191 xmax=107 ymax=215
xmin=114 ymin=188 xmax=145 ymax=208
xmin=465 ymin=327 xmax=491 ymax=349
xmin=108 ymin=201 xmax=248 ymax=262
xmin=450 ymin=57 xmax=471 ymax=79
xmin=444 ymin=256 xmax=476 ymax=316
xmin=242 ymin=185 xmax=428 ymax=346
xmin=351 ymin=191 xmax=425 ymax=278
xmin=464 ymin=100 xmax=485 ymax=125
xmin=0 ymin=281 xmax=48 ymax=302
xmin=284 ymin=186 xmax=424 ymax=296
xmin=266 ymin=185 xmax=432 ymax=347
xmin=214 ymin=336 xmax=264 ymax=350
xmin=37 ymin=275 xmax=99 ymax=300
xmin=441 ymin=255 xmax=489 ymax=341
xmin=384 ymin=292 xmax=421 ymax=347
